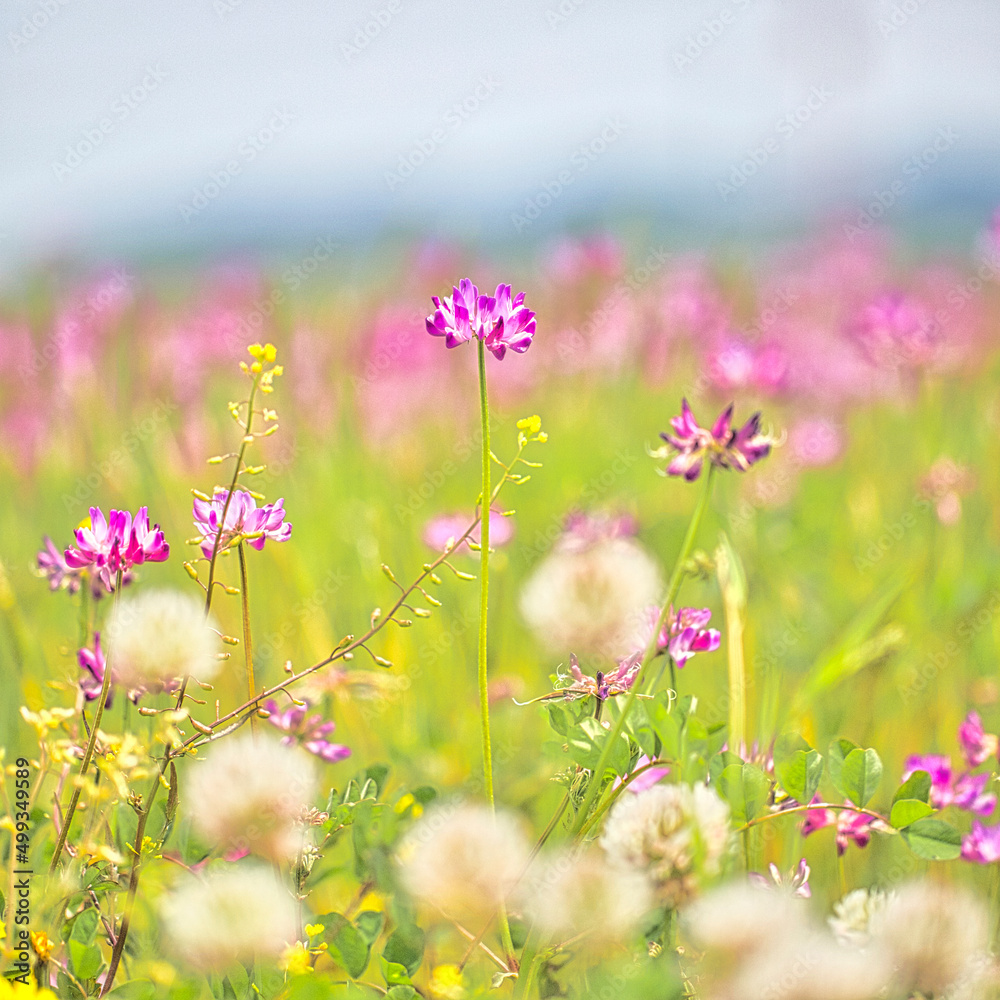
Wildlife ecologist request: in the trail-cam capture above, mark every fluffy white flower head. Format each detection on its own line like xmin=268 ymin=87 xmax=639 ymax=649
xmin=108 ymin=589 xmax=221 ymax=690
xmin=519 ymin=535 xmax=662 ymax=660
xmin=161 ymin=866 xmax=297 ymax=970
xmin=600 ymin=783 xmax=731 ymax=905
xmin=187 ymin=734 xmax=317 ymax=862
xmin=398 ymin=802 xmax=531 ymax=925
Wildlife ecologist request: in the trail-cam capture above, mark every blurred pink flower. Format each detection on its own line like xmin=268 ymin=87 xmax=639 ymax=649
xmin=262 ymin=698 xmax=350 ymax=764
xmin=422 ymin=509 xmax=514 ymax=553
xmin=959 ymin=712 xmax=998 ymax=768
xmin=790 ymin=417 xmax=843 ymax=467
xmin=962 ymin=820 xmax=1000 ymax=864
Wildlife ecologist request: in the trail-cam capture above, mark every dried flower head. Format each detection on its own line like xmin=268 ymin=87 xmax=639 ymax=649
xmin=398 ymin=802 xmax=531 ymax=924
xmin=187 ymin=734 xmax=317 ymax=862
xmin=161 ymin=866 xmax=298 ymax=970
xmin=600 ymin=783 xmax=731 ymax=906
xmin=108 ymin=589 xmax=221 ymax=692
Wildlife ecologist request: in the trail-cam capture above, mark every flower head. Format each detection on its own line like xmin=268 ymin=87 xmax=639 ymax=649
xmin=77 ymin=633 xmax=120 ymax=708
xmin=962 ymin=820 xmax=1000 ymax=863
xmin=643 ymin=605 xmax=721 ymax=669
xmin=187 ymin=734 xmax=317 ymax=862
xmin=799 ymin=797 xmax=877 ymax=856
xmin=108 ymin=590 xmax=221 ymax=693
xmin=425 ymin=280 xmax=536 ymax=359
xmin=903 ymin=754 xmax=996 ymax=815
xmin=161 ymin=866 xmax=298 ymax=971
xmin=653 ymin=399 xmax=774 ymax=481
xmin=422 ymin=508 xmax=514 ymax=554
xmin=262 ymin=698 xmax=351 ymax=764
xmin=36 ymin=536 xmax=84 ymax=594
xmin=64 ymin=506 xmax=169 ymax=591
xmin=192 ymin=488 xmax=292 ymax=558
xmin=959 ymin=711 xmax=998 ymax=768
xmin=748 ymin=858 xmax=811 ymax=899
xmin=555 ymin=651 xmax=642 ymax=702
xmin=398 ymin=802 xmax=531 ymax=924
xmin=600 ymin=782 xmax=731 ymax=906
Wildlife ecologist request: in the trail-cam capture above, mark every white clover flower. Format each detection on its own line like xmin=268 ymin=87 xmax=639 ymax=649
xmin=187 ymin=734 xmax=317 ymax=862
xmin=108 ymin=589 xmax=221 ymax=691
xmin=689 ymin=882 xmax=892 ymax=1000
xmin=600 ymin=783 xmax=731 ymax=906
xmin=161 ymin=866 xmax=298 ymax=970
xmin=398 ymin=802 xmax=531 ymax=925
xmin=873 ymin=881 xmax=988 ymax=997
xmin=828 ymin=886 xmax=892 ymax=948
xmin=517 ymin=847 xmax=652 ymax=947
xmin=519 ymin=529 xmax=662 ymax=660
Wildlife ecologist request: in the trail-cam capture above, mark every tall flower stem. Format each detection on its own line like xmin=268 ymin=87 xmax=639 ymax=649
xmin=237 ymin=540 xmax=257 ymax=736
xmin=515 ymin=469 xmax=714 ymax=999
xmin=568 ymin=466 xmax=715 ymax=840
xmin=50 ymin=568 xmax=124 ymax=872
xmin=476 ymin=338 xmax=515 ymax=963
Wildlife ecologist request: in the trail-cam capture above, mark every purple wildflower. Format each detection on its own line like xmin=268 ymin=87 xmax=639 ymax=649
xmin=748 ymin=858 xmax=811 ymax=898
xmin=64 ymin=506 xmax=169 ymax=592
xmin=646 ymin=605 xmax=721 ymax=669
xmin=654 ymin=399 xmax=773 ymax=482
xmin=37 ymin=536 xmax=85 ymax=594
xmin=903 ymin=754 xmax=995 ymax=815
xmin=192 ymin=489 xmax=292 ymax=558
xmin=959 ymin=711 xmax=998 ymax=768
xmin=962 ymin=820 xmax=1000 ymax=864
xmin=799 ymin=796 xmax=876 ymax=856
xmin=613 ymin=754 xmax=670 ymax=795
xmin=262 ymin=698 xmax=350 ymax=764
xmin=425 ymin=280 xmax=536 ymax=359
xmin=78 ymin=634 xmax=113 ymax=708
xmin=559 ymin=651 xmax=642 ymax=702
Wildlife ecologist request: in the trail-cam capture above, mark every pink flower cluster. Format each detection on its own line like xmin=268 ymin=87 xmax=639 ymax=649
xmin=262 ymin=698 xmax=350 ymax=764
xmin=799 ymin=796 xmax=877 ymax=856
xmin=426 ymin=280 xmax=536 ymax=360
xmin=63 ymin=506 xmax=169 ymax=592
xmin=192 ymin=489 xmax=292 ymax=558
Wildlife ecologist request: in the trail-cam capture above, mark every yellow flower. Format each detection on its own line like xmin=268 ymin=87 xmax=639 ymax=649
xmin=429 ymin=964 xmax=465 ymax=1000
xmin=278 ymin=941 xmax=312 ymax=976
xmin=0 ymin=981 xmax=58 ymax=1000
xmin=30 ymin=931 xmax=54 ymax=961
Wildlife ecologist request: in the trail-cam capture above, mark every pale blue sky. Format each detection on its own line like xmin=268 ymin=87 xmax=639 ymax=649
xmin=2 ymin=0 xmax=999 ymax=271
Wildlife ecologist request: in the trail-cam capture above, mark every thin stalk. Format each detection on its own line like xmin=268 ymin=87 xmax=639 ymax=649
xmin=567 ymin=467 xmax=715 ymax=840
xmin=475 ymin=338 xmax=515 ymax=963
xmin=237 ymin=541 xmax=257 ymax=736
xmin=50 ymin=568 xmax=123 ymax=872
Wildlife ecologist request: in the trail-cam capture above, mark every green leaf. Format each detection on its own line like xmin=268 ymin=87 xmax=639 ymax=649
xmin=68 ymin=939 xmax=103 ymax=981
xmin=841 ymin=748 xmax=882 ymax=807
xmin=382 ymin=923 xmax=424 ymax=977
xmin=893 ymin=770 xmax=931 ymax=805
xmin=567 ymin=717 xmax=630 ymax=775
xmin=708 ymin=750 xmax=743 ymax=785
xmin=106 ymin=981 xmax=156 ymax=1000
xmin=901 ymin=817 xmax=962 ymax=860
xmin=827 ymin=738 xmax=859 ymax=795
xmin=889 ymin=798 xmax=934 ymax=829
xmin=380 ymin=958 xmax=411 ymax=987
xmin=718 ymin=763 xmax=770 ymax=825
xmin=69 ymin=907 xmax=99 ymax=945
xmin=385 ymin=989 xmax=418 ymax=1000
xmin=776 ymin=749 xmax=824 ymax=804
xmin=321 ymin=913 xmax=371 ymax=979
xmin=354 ymin=910 xmax=385 ymax=946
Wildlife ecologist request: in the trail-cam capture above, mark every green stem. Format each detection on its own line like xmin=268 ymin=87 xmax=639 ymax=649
xmin=237 ymin=541 xmax=257 ymax=737
xmin=567 ymin=467 xmax=715 ymax=840
xmin=49 ymin=568 xmax=124 ymax=872
xmin=475 ymin=339 xmax=515 ymax=963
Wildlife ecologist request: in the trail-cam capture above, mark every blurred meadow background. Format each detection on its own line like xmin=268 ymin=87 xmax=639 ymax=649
xmin=4 ymin=0 xmax=1000 ymax=947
